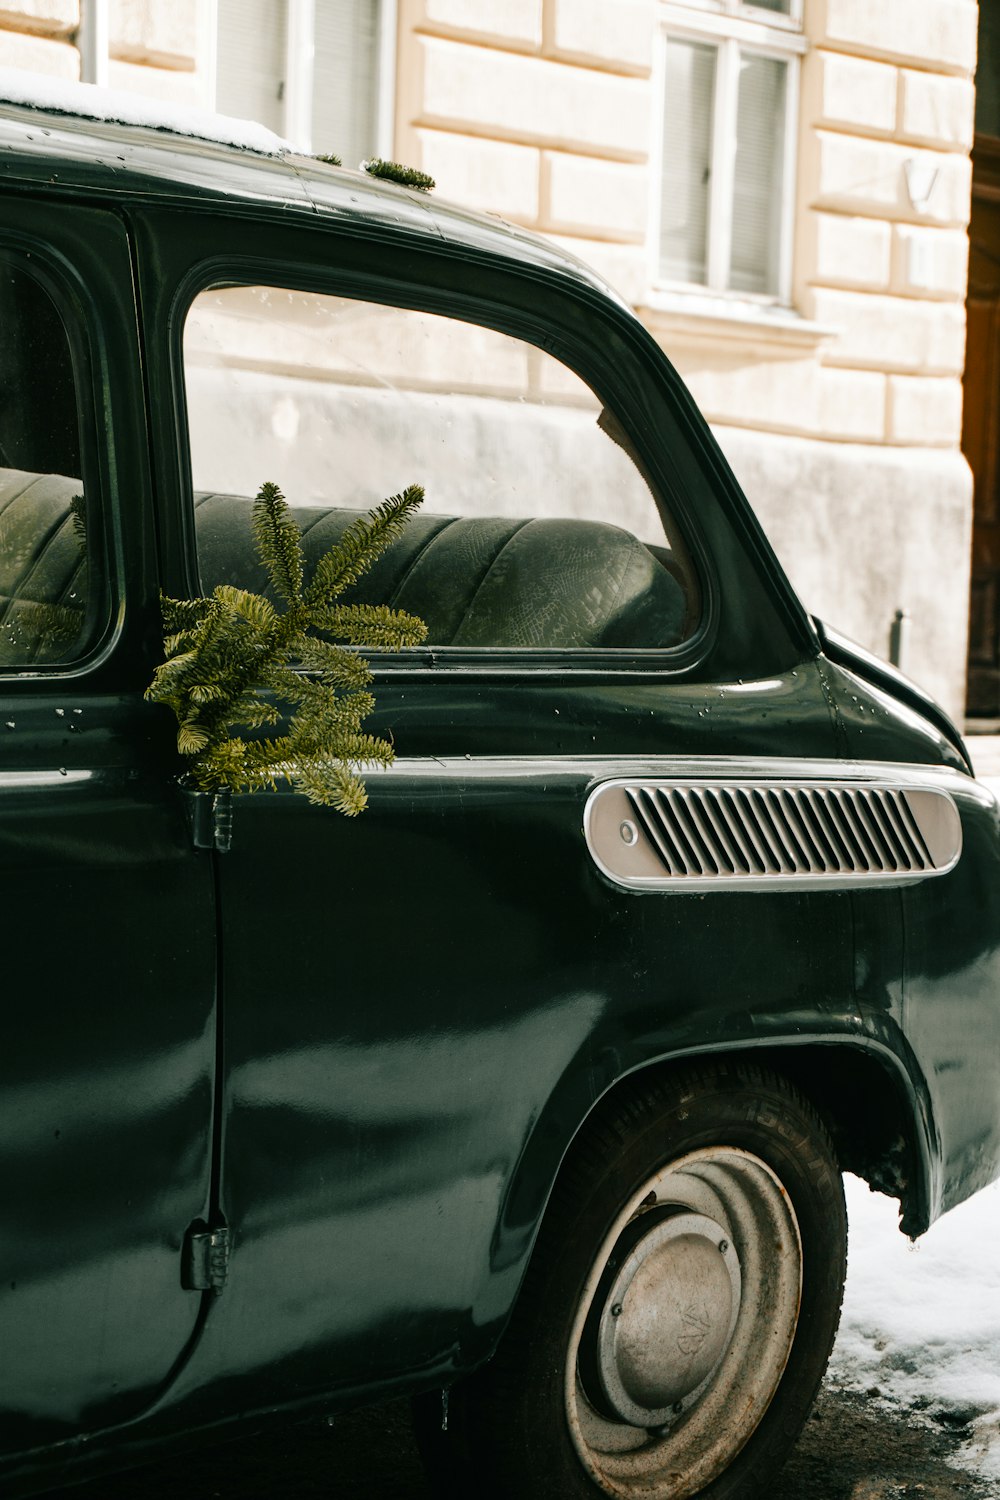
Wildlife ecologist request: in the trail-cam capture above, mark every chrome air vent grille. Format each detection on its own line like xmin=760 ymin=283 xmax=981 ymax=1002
xmin=585 ymin=779 xmax=962 ymax=891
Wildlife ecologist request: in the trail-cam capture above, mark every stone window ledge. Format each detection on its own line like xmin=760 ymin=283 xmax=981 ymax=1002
xmin=638 ymin=287 xmax=835 ymax=355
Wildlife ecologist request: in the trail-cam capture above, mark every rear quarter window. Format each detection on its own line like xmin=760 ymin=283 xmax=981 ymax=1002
xmin=182 ymin=285 xmax=700 ymax=656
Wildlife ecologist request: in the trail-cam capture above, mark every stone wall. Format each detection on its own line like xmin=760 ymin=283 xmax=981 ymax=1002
xmin=0 ymin=1 xmax=79 ymax=77
xmin=395 ymin=0 xmax=654 ymax=302
xmin=0 ymin=0 xmax=981 ymax=715
xmin=394 ymin=0 xmax=976 ymax=444
xmin=717 ymin=427 xmax=971 ymax=716
xmin=393 ymin=0 xmax=978 ymax=717
xmin=0 ymin=0 xmax=204 ymax=96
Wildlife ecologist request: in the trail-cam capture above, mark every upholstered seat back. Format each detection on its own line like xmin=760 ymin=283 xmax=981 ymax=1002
xmin=0 ymin=467 xmax=688 ymax=663
xmin=0 ymin=467 xmax=87 ymax=664
xmin=195 ymin=491 xmax=687 ymax=650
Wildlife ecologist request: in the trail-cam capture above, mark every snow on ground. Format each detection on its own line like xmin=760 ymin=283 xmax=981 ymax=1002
xmin=829 ymin=1173 xmax=1000 ymax=1479
xmin=826 ymin=764 xmax=1000 ymax=1481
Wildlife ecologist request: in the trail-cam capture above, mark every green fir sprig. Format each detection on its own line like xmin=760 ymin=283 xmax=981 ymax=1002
xmin=361 ymin=157 xmax=435 ymax=192
xmin=145 ymin=481 xmax=427 ymax=815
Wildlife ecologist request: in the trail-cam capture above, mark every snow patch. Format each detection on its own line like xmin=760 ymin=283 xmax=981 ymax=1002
xmin=0 ymin=69 xmax=290 ymax=155
xmin=829 ymin=1174 xmax=1000 ymax=1478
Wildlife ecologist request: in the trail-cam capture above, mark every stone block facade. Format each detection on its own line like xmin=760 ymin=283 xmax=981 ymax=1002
xmin=394 ymin=0 xmax=977 ymax=715
xmin=0 ymin=23 xmax=74 ymax=72
xmin=0 ymin=0 xmax=202 ymax=83
xmin=0 ymin=0 xmax=981 ymax=716
xmin=0 ymin=1 xmax=76 ymax=37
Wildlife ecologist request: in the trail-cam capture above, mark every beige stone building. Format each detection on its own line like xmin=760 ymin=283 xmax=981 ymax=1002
xmin=0 ymin=0 xmax=986 ymax=719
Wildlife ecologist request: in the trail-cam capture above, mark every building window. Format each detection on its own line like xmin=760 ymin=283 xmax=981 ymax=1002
xmin=214 ymin=0 xmax=395 ymax=165
xmin=655 ymin=0 xmax=804 ymax=302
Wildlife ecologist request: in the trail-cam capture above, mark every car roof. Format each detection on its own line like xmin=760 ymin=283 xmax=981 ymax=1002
xmin=0 ymin=83 xmax=630 ymax=313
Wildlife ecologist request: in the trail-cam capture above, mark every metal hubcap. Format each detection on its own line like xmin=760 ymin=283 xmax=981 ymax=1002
xmin=566 ymin=1148 xmax=803 ymax=1500
xmin=581 ymin=1211 xmax=742 ymax=1426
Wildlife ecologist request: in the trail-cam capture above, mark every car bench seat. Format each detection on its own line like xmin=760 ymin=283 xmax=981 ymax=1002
xmin=0 ymin=466 xmax=688 ymax=662
xmin=0 ymin=467 xmax=88 ymax=664
xmin=195 ymin=491 xmax=687 ymax=650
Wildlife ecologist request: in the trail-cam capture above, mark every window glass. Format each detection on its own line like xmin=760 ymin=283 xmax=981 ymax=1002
xmin=216 ymin=0 xmax=287 ymax=136
xmin=660 ymin=39 xmax=716 ymax=287
xmin=216 ymin=0 xmax=381 ymax=161
xmin=0 ymin=259 xmax=94 ymax=668
xmin=312 ymin=0 xmax=380 ymax=165
xmin=183 ymin=286 xmax=698 ymax=653
xmin=730 ymin=53 xmax=788 ymax=295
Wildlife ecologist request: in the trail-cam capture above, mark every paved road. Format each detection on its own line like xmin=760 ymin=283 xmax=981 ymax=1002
xmin=39 ymin=1385 xmax=991 ymax=1499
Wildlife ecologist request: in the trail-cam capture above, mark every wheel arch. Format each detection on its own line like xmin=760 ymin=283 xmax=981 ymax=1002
xmin=584 ymin=1041 xmax=935 ymax=1237
xmin=740 ymin=1041 xmax=935 ymax=1237
xmin=437 ymin=1053 xmax=852 ymax=1498
xmin=465 ymin=1032 xmax=936 ymax=1391
xmin=496 ymin=1034 xmax=935 ymax=1291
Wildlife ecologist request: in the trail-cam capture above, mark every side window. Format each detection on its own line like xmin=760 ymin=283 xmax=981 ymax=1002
xmin=183 ymin=285 xmax=699 ymax=653
xmin=0 ymin=257 xmax=96 ymax=668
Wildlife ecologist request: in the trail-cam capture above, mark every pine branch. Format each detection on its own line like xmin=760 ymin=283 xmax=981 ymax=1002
xmin=146 ymin=478 xmax=425 ymax=814
xmin=260 ymin=660 xmax=313 ymax=706
xmin=214 ymin=584 xmax=278 ymax=633
xmin=252 ymin=481 xmax=304 ymax=605
xmin=305 ymin=486 xmax=424 ymax=606
xmin=320 ymin=602 xmax=427 ymax=650
xmin=326 ymin=731 xmax=396 ymax=767
xmin=161 ymin=594 xmax=214 ymax=634
xmin=290 ymin=682 xmax=376 ymax=746
xmin=178 ymin=715 xmax=212 ymax=755
xmin=295 ymin=635 xmax=374 ymax=689
xmin=69 ymin=492 xmax=87 ymax=549
xmin=362 ymin=158 xmax=435 ymax=193
xmin=20 ymin=598 xmax=85 ymax=659
xmin=11 ymin=500 xmax=89 ymax=656
xmin=294 ymin=760 xmax=368 ymax=814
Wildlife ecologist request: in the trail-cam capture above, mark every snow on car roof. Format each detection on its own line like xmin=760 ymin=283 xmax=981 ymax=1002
xmin=0 ymin=68 xmax=290 ymax=156
xmin=0 ymin=69 xmax=630 ymax=314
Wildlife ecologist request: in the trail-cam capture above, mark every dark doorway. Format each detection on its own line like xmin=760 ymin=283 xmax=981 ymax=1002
xmin=963 ymin=136 xmax=1000 ymax=717
xmin=965 ymin=8 xmax=1000 ymax=718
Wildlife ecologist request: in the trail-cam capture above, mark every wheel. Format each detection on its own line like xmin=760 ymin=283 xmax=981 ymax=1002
xmin=414 ymin=1061 xmax=846 ymax=1500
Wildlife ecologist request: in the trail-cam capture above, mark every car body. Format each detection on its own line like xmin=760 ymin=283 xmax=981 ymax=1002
xmin=2 ymin=84 xmax=999 ymax=1500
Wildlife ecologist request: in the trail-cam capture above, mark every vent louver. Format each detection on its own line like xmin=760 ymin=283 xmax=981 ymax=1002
xmin=585 ymin=779 xmax=962 ymax=891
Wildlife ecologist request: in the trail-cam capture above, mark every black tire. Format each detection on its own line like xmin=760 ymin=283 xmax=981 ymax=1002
xmin=414 ymin=1060 xmax=846 ymax=1500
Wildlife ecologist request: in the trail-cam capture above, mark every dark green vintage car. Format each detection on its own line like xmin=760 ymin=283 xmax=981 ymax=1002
xmin=1 ymin=87 xmax=997 ymax=1500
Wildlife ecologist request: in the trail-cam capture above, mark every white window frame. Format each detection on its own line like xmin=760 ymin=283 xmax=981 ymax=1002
xmin=651 ymin=0 xmax=805 ymax=308
xmin=78 ymin=0 xmax=109 ymax=86
xmin=205 ymin=0 xmax=397 ymax=158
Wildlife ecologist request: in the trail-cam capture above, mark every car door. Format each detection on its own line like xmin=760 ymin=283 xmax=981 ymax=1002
xmin=136 ymin=205 xmax=851 ymax=1423
xmin=0 ymin=202 xmax=217 ymax=1458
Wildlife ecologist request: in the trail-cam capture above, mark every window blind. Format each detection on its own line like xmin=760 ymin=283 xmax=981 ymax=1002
xmin=311 ymin=0 xmax=381 ymax=167
xmin=216 ymin=0 xmax=287 ymax=136
xmin=729 ymin=53 xmax=787 ymax=295
xmin=659 ymin=39 xmax=716 ymax=286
